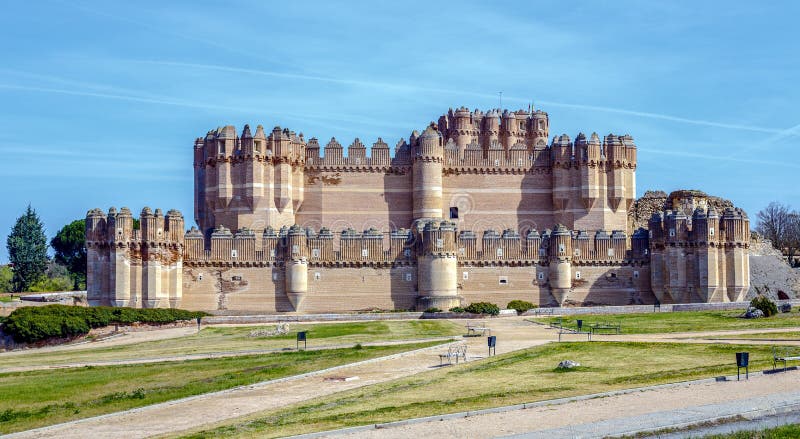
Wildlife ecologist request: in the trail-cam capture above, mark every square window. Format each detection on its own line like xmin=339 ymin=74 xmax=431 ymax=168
xmin=537 ymin=272 xmax=544 ymax=280
xmin=361 ymin=248 xmax=369 ymax=257
xmin=231 ymin=249 xmax=238 ymax=258
xmin=436 ymin=238 xmax=444 ymax=248
xmin=449 ymin=207 xmax=459 ymax=219
xmin=404 ymin=273 xmax=412 ymax=282
xmin=311 ymin=248 xmax=320 ymax=258
xmin=496 ymin=248 xmax=504 ymax=257
xmin=232 ymin=275 xmax=242 ymax=281
xmin=499 ymin=276 xmax=508 ymax=285
xmin=608 ymin=248 xmax=615 ymax=257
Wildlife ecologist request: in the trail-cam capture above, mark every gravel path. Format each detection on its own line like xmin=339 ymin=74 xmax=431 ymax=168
xmin=327 ymin=370 xmax=800 ymax=439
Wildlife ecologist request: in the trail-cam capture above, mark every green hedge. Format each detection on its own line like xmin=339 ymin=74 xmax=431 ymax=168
xmin=1 ymin=305 xmax=207 ymax=343
xmin=507 ymin=300 xmax=536 ymax=314
xmin=751 ymin=295 xmax=778 ymax=317
xmin=464 ymin=302 xmax=500 ymax=316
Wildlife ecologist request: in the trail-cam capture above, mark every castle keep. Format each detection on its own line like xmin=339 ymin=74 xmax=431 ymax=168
xmin=85 ymin=107 xmax=751 ymax=312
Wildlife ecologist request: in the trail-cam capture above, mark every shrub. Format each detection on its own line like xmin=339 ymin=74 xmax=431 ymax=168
xmin=750 ymin=295 xmax=778 ymax=317
xmin=464 ymin=302 xmax=500 ymax=316
xmin=507 ymin=300 xmax=536 ymax=315
xmin=449 ymin=306 xmax=465 ymax=313
xmin=424 ymin=307 xmax=442 ymax=313
xmin=2 ymin=304 xmax=208 ymax=343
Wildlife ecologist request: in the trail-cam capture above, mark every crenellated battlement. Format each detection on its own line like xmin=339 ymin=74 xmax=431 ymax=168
xmin=179 ymin=222 xmax=640 ymax=267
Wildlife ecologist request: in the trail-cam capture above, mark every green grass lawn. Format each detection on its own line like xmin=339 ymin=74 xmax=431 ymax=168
xmin=0 ymin=341 xmax=444 ymax=434
xmin=696 ymin=331 xmax=800 ymax=341
xmin=180 ymin=341 xmax=777 ymax=438
xmin=0 ymin=320 xmax=462 ymax=369
xmin=0 ymin=296 xmax=13 ymax=303
xmin=539 ymin=310 xmax=800 ymax=334
xmin=701 ymin=423 xmax=800 ymax=438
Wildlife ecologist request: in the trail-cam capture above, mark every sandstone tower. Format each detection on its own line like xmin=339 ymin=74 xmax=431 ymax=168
xmin=86 ymin=106 xmax=749 ymax=311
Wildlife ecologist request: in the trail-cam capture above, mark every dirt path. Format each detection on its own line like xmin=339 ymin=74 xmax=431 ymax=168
xmin=0 ymin=337 xmax=456 ymax=373
xmin=330 ymin=369 xmax=800 ymax=438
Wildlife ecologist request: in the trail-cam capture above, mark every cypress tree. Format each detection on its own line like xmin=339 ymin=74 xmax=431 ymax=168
xmin=6 ymin=205 xmax=48 ymax=292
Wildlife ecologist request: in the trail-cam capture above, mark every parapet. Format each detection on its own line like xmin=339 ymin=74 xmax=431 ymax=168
xmin=85 ymin=206 xmax=185 ymax=248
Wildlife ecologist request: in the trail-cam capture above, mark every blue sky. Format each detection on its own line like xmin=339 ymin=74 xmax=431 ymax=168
xmin=1 ymin=1 xmax=798 ymax=262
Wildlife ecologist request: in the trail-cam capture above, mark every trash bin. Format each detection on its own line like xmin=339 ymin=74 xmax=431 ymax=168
xmin=577 ymin=320 xmax=583 ymax=331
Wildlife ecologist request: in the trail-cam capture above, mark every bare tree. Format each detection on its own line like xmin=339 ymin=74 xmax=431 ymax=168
xmin=757 ymin=202 xmax=800 ymax=266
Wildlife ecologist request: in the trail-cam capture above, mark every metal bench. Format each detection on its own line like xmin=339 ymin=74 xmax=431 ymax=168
xmin=589 ymin=322 xmax=621 ymax=334
xmin=533 ymin=307 xmax=554 ymax=316
xmin=558 ymin=327 xmax=592 ymax=342
xmin=466 ymin=325 xmax=491 ymax=337
xmin=773 ymin=346 xmax=800 ymax=370
xmin=439 ymin=344 xmax=468 ymax=365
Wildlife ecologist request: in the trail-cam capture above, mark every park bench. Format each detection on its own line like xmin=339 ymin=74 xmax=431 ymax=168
xmin=466 ymin=324 xmax=491 ymax=337
xmin=549 ymin=317 xmax=564 ymax=329
xmin=439 ymin=344 xmax=468 ymax=365
xmin=558 ymin=327 xmax=592 ymax=342
xmin=533 ymin=307 xmax=554 ymax=316
xmin=772 ymin=346 xmax=800 ymax=370
xmin=589 ymin=322 xmax=621 ymax=334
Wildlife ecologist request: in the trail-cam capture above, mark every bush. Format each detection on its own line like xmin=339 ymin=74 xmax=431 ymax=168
xmin=750 ymin=295 xmax=778 ymax=318
xmin=449 ymin=306 xmax=465 ymax=313
xmin=424 ymin=307 xmax=442 ymax=313
xmin=1 ymin=304 xmax=208 ymax=343
xmin=507 ymin=300 xmax=536 ymax=315
xmin=464 ymin=302 xmax=500 ymax=316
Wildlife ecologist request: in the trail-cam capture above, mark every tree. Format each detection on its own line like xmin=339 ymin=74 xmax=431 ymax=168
xmin=6 ymin=205 xmax=48 ymax=292
xmin=756 ymin=201 xmax=800 ymax=265
xmin=51 ymin=219 xmax=86 ymax=290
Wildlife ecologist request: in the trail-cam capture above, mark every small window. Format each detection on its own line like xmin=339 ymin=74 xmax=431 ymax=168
xmin=519 ymin=121 xmax=524 ymax=130
xmin=633 ymin=271 xmax=640 ymax=279
xmin=494 ymin=159 xmax=500 ymax=166
xmin=269 ymin=248 xmax=276 ymax=258
xmin=198 ymin=274 xmax=203 ymax=281
xmin=575 ymin=271 xmax=581 ymax=280
xmin=537 ymin=272 xmax=545 ymax=280
xmin=499 ymin=276 xmax=508 ymax=285
xmin=538 ymin=120 xmax=544 ymax=130
xmin=231 ymin=249 xmax=238 ymax=258
xmin=649 ymin=230 xmax=653 ymax=238
xmin=496 ymin=248 xmax=504 ymax=257
xmin=435 ymin=238 xmax=444 ymax=248
xmin=361 ymin=248 xmax=369 ymax=257
xmin=403 ymin=248 xmax=411 ymax=257
xmin=709 ymin=227 xmax=715 ymax=237
xmin=518 ymin=158 xmax=523 ymax=166
xmin=539 ymin=248 xmax=546 ymax=256
xmin=404 ymin=273 xmax=412 ymax=282
xmin=272 ymin=272 xmax=278 ymax=280
xmin=449 ymin=207 xmax=459 ymax=219
xmin=462 ymin=272 xmax=469 ymax=280
xmin=608 ymin=248 xmax=615 ymax=257
xmin=669 ymin=228 xmax=676 ymax=237
xmin=354 ymin=158 xmax=361 ymax=165
xmin=292 ymin=244 xmax=299 ymax=254
xmin=254 ymin=140 xmax=261 ymax=154
xmin=311 ymin=248 xmax=320 ymax=258
xmin=574 ymin=249 xmax=581 ymax=256
xmin=459 ymin=247 xmax=465 ymax=256
xmin=314 ymin=272 xmax=321 ymax=280
xmin=232 ymin=275 xmax=242 ymax=281
xmin=558 ymin=243 xmax=565 ymax=253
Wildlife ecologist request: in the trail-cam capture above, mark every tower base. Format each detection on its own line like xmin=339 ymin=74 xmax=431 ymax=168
xmin=416 ymin=295 xmax=463 ymax=312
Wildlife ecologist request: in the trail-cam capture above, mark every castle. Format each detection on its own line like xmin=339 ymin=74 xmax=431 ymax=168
xmin=85 ymin=107 xmax=751 ymax=312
